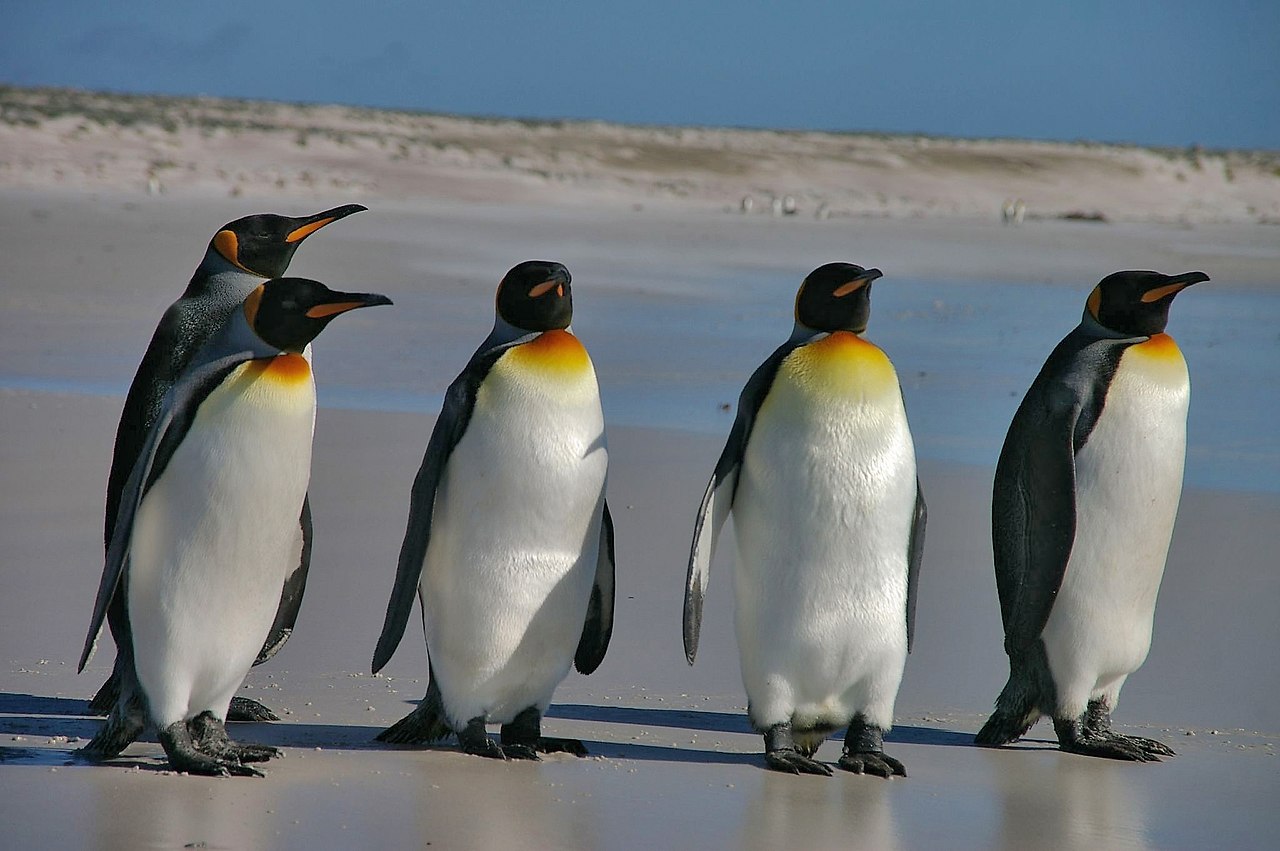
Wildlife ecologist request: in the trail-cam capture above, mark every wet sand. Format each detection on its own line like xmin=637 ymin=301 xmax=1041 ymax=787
xmin=1 ymin=189 xmax=1278 ymax=849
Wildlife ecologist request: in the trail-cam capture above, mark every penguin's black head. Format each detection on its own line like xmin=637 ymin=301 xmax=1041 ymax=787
xmin=245 ymin=277 xmax=392 ymax=353
xmin=1085 ymin=270 xmax=1209 ymax=336
xmin=210 ymin=204 xmax=367 ymax=278
xmin=794 ymin=263 xmax=884 ymax=333
xmin=496 ymin=260 xmax=573 ymax=331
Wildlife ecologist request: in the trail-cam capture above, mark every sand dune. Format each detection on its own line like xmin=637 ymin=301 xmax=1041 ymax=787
xmin=3 ymin=84 xmax=1279 ymax=223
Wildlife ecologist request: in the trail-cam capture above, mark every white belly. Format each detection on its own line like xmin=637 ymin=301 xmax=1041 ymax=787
xmin=421 ymin=353 xmax=608 ymax=726
xmin=1042 ymin=340 xmax=1188 ymax=715
xmin=732 ymin=355 xmax=916 ymax=730
xmin=128 ymin=359 xmax=315 ymax=727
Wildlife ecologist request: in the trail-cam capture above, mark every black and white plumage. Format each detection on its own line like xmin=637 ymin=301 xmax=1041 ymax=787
xmin=975 ymin=269 xmax=1208 ymax=761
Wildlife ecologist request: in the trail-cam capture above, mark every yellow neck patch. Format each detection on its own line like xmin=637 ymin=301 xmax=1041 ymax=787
xmin=243 ymin=353 xmax=313 ymax=386
xmin=504 ymin=329 xmax=591 ymax=375
xmin=780 ymin=331 xmax=897 ymax=398
xmin=1130 ymin=332 xmax=1183 ymax=361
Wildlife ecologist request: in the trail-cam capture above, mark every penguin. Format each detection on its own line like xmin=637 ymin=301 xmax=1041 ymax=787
xmin=372 ymin=260 xmax=615 ymax=760
xmin=684 ymin=263 xmax=926 ymax=777
xmin=91 ymin=204 xmax=366 ymax=723
xmin=79 ymin=278 xmax=392 ymax=776
xmin=975 ymin=270 xmax=1208 ymax=761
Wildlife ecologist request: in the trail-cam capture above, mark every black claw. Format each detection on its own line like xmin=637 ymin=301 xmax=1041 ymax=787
xmin=502 ymin=743 xmax=541 ymax=761
xmin=537 ymin=737 xmax=588 ymax=758
xmin=765 ymin=749 xmax=833 ymax=776
xmin=459 ymin=717 xmax=506 ymax=759
xmin=159 ymin=720 xmax=265 ymax=778
xmin=838 ymin=751 xmax=907 ymax=778
xmin=228 ymin=696 xmax=280 ymax=723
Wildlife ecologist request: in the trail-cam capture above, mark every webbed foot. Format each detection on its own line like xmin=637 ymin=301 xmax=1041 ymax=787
xmin=839 ymin=715 xmax=906 ymax=778
xmin=763 ymin=722 xmax=832 ymax=776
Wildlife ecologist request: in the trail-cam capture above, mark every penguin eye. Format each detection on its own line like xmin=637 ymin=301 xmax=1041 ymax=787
xmin=281 ymin=299 xmax=298 ymax=311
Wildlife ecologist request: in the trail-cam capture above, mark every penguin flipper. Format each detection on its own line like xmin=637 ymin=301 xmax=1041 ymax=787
xmin=905 ymin=482 xmax=927 ymax=653
xmin=373 ymin=348 xmax=506 ymax=674
xmin=574 ymin=500 xmax=616 ymax=675
xmin=683 ymin=342 xmax=795 ymax=664
xmin=80 ymin=351 xmax=258 ymax=672
xmin=253 ymin=496 xmax=313 ymax=666
xmin=992 ymin=377 xmax=1086 ymax=653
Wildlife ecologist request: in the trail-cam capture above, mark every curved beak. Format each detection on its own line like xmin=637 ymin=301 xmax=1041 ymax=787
xmin=833 ymin=267 xmax=883 ymax=298
xmin=528 ymin=267 xmax=571 ymax=299
xmin=305 ymin=290 xmax=393 ymax=319
xmin=285 ymin=204 xmax=369 ymax=244
xmin=1140 ymin=270 xmax=1210 ymax=303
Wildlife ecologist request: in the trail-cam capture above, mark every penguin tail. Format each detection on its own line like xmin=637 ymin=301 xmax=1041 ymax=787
xmin=974 ymin=673 xmax=1042 ymax=746
xmin=86 ymin=671 xmax=119 ymax=716
xmin=80 ymin=704 xmax=145 ymax=761
xmin=376 ymin=681 xmax=453 ymax=745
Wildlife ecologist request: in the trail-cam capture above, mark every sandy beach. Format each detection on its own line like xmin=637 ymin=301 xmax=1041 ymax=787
xmin=1 ymin=88 xmax=1279 ymax=849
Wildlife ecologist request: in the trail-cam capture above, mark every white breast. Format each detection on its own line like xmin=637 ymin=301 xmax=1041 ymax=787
xmin=1042 ymin=338 xmax=1189 ymax=715
xmin=422 ymin=343 xmax=608 ymax=726
xmin=731 ymin=335 xmax=917 ymax=728
xmin=128 ymin=358 xmax=316 ymax=727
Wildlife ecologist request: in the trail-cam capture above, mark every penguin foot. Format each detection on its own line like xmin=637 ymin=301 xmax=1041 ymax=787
xmin=189 ymin=712 xmax=280 ymax=763
xmin=765 ymin=749 xmax=833 ymax=776
xmin=838 ymin=716 xmax=903 ymax=776
xmin=762 ymin=721 xmax=832 ymax=775
xmin=459 ymin=717 xmax=506 ymax=760
xmin=534 ymin=736 xmax=589 ymax=757
xmin=1055 ymin=717 xmax=1173 ymax=762
xmin=227 ymin=696 xmax=280 ymax=723
xmin=497 ymin=707 xmax=586 ymax=758
xmin=501 ymin=743 xmax=540 ymax=761
xmin=837 ymin=750 xmax=906 ymax=778
xmin=159 ymin=722 xmax=265 ymax=778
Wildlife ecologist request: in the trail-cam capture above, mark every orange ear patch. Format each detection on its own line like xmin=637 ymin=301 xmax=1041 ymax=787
xmin=1085 ymin=285 xmax=1102 ymax=320
xmin=242 ymin=285 xmax=265 ymax=328
xmin=213 ymin=230 xmax=255 ymax=273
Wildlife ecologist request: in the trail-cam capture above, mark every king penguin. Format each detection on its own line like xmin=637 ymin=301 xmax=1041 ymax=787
xmin=975 ymin=269 xmax=1208 ymax=761
xmin=372 ymin=260 xmax=615 ymax=760
xmin=79 ymin=278 xmax=392 ymax=776
xmin=684 ymin=263 xmax=926 ymax=777
xmin=91 ymin=204 xmax=366 ymax=723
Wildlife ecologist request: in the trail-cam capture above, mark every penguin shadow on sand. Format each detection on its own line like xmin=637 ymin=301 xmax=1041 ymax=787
xmin=545 ymin=703 xmax=979 ymax=765
xmin=0 ymin=692 xmax=386 ymax=771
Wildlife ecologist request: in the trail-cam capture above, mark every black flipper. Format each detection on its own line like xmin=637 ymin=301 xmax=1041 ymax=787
xmin=254 ymin=496 xmax=313 ymax=666
xmin=905 ymin=482 xmax=926 ymax=653
xmin=683 ymin=339 xmax=799 ymax=664
xmin=991 ymin=324 xmax=1133 ymax=655
xmin=574 ymin=500 xmax=616 ymax=675
xmin=371 ymin=341 xmax=515 ymax=674
xmin=79 ymin=350 xmax=260 ymax=673
xmin=980 ymin=320 xmax=1141 ymax=744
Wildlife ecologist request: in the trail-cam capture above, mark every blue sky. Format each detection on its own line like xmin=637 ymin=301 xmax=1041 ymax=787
xmin=2 ymin=1 xmax=1276 ymax=149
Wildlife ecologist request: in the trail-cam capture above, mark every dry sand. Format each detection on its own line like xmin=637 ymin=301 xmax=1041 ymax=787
xmin=1 ymin=88 xmax=1279 ymax=849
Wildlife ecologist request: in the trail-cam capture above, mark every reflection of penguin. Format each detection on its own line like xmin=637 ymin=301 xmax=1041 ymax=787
xmin=684 ymin=263 xmax=925 ymax=777
xmin=976 ymin=270 xmax=1208 ymax=761
xmin=91 ymin=205 xmax=366 ymax=723
xmin=80 ymin=279 xmax=391 ymax=776
xmin=373 ymin=261 xmax=614 ymax=760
